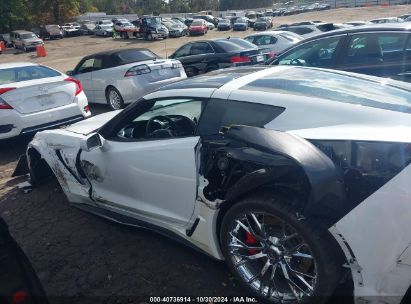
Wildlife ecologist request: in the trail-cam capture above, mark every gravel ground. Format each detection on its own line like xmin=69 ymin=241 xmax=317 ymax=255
xmin=1 ymin=4 xmax=410 ymax=302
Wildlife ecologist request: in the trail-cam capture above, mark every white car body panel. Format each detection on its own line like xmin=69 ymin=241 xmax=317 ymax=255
xmin=244 ymin=31 xmax=303 ymax=54
xmin=0 ymin=63 xmax=90 ymax=140
xmin=330 ymin=164 xmax=411 ymax=304
xmin=81 ymin=137 xmax=199 ymax=226
xmin=74 ymin=59 xmax=187 ymax=105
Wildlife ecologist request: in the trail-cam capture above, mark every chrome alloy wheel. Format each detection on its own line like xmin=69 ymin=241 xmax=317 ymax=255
xmin=108 ymin=89 xmax=122 ymax=110
xmin=228 ymin=212 xmax=318 ymax=302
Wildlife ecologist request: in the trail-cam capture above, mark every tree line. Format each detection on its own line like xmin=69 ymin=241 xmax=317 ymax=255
xmin=0 ymin=0 xmax=275 ymax=31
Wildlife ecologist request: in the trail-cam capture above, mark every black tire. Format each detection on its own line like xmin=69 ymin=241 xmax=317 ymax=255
xmin=106 ymin=86 xmax=124 ymax=111
xmin=220 ymin=193 xmax=342 ymax=304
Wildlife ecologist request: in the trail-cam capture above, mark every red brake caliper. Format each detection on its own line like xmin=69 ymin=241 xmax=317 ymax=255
xmin=245 ymin=232 xmax=259 ymax=255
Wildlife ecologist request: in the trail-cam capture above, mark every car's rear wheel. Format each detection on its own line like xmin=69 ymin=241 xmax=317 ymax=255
xmin=220 ymin=193 xmax=341 ymax=304
xmin=106 ymin=86 xmax=124 ymax=111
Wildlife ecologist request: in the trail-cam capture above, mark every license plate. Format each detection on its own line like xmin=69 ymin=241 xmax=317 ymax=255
xmin=256 ymin=55 xmax=264 ymax=62
xmin=158 ymin=69 xmax=171 ymax=76
xmin=39 ymin=95 xmax=55 ymax=106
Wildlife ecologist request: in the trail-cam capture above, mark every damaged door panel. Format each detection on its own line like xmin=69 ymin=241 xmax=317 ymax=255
xmin=79 ymin=137 xmax=200 ymax=227
xmin=197 ymin=125 xmax=345 ymax=218
xmin=25 ymin=131 xmax=94 ymax=205
xmin=331 ymin=164 xmax=411 ymax=304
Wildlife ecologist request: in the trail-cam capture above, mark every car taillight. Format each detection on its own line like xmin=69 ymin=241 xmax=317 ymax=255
xmin=84 ymin=105 xmax=90 ymax=113
xmin=125 ymin=64 xmax=151 ymax=77
xmin=12 ymin=290 xmax=27 ymax=304
xmin=230 ymin=56 xmax=251 ymax=64
xmin=64 ymin=77 xmax=83 ymax=96
xmin=268 ymin=51 xmax=276 ymax=58
xmin=0 ymin=87 xmax=15 ymax=109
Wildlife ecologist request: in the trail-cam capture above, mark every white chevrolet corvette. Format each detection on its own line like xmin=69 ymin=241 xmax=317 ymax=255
xmin=15 ymin=66 xmax=411 ymax=304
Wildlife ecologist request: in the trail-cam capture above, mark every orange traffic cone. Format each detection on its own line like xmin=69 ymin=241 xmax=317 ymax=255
xmin=0 ymin=41 xmax=5 ymax=52
xmin=36 ymin=45 xmax=47 ymax=57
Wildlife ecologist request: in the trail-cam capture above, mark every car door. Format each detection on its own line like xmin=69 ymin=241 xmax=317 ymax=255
xmin=72 ymin=57 xmax=96 ymax=100
xmin=88 ymin=55 xmax=106 ymax=103
xmin=275 ymin=35 xmax=346 ymax=68
xmin=80 ymin=97 xmax=206 ymax=227
xmin=336 ymin=32 xmax=410 ymax=81
xmin=185 ymin=41 xmax=218 ymax=74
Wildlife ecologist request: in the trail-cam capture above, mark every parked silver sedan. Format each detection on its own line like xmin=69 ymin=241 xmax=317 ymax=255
xmin=68 ymin=48 xmax=187 ymax=110
xmin=244 ymin=31 xmax=304 ymax=55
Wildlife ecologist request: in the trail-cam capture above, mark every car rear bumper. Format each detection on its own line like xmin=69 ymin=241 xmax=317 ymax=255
xmin=118 ymin=71 xmax=187 ymax=104
xmin=0 ymin=95 xmax=90 ymax=140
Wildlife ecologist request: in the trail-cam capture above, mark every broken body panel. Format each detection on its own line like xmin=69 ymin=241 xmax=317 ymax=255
xmin=22 ymin=66 xmax=411 ymax=303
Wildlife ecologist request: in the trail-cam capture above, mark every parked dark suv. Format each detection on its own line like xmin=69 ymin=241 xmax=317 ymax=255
xmin=269 ymin=24 xmax=411 ymax=82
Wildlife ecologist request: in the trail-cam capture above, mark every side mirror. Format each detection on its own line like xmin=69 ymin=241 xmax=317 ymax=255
xmin=66 ymin=70 xmax=74 ymax=76
xmin=81 ymin=133 xmax=105 ymax=152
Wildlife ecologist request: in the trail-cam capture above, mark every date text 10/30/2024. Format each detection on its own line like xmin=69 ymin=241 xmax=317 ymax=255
xmin=149 ymin=297 xmax=258 ymax=303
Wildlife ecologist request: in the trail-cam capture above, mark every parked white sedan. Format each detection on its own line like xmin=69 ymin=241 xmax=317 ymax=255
xmin=69 ymin=48 xmax=187 ymax=110
xmin=244 ymin=31 xmax=304 ymax=55
xmin=0 ymin=63 xmax=90 ymax=140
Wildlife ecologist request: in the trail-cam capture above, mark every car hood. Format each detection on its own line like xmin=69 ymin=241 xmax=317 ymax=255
xmin=64 ymin=110 xmax=121 ymax=135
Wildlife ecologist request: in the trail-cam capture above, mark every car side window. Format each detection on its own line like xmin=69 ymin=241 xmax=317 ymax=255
xmin=342 ymin=33 xmax=408 ymax=65
xmin=244 ymin=36 xmax=255 ymax=44
xmin=77 ymin=58 xmax=97 ymax=74
xmin=278 ymin=36 xmax=342 ymax=67
xmin=254 ymin=35 xmax=277 ymax=46
xmin=290 ymin=27 xmax=313 ymax=35
xmin=190 ymin=42 xmax=214 ymax=55
xmin=115 ymin=98 xmax=205 ymax=141
xmin=197 ymin=100 xmax=285 ymax=135
xmin=173 ymin=44 xmax=192 ymax=58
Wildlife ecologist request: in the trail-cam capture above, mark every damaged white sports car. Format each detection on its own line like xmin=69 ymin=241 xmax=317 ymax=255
xmin=15 ymin=66 xmax=411 ymax=304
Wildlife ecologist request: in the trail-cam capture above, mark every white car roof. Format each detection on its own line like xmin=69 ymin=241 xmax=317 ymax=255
xmin=0 ymin=62 xmax=38 ymax=69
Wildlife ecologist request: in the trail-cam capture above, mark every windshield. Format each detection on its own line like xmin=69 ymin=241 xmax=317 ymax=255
xmin=146 ymin=17 xmax=161 ymax=26
xmin=100 ymin=25 xmax=112 ymax=29
xmin=191 ymin=20 xmax=203 ymax=26
xmin=219 ymin=19 xmax=230 ymax=24
xmin=21 ymin=33 xmax=37 ymax=39
xmin=216 ymin=38 xmax=257 ymax=52
xmin=236 ymin=18 xmax=247 ymax=23
xmin=256 ymin=18 xmax=266 ymax=22
xmin=0 ymin=65 xmax=61 ymax=84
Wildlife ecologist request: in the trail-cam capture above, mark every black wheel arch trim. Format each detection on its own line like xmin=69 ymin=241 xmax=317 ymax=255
xmin=205 ymin=125 xmax=346 ymax=218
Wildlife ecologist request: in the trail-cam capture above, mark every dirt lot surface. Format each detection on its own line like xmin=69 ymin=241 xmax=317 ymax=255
xmin=0 ymin=4 xmax=410 ymax=302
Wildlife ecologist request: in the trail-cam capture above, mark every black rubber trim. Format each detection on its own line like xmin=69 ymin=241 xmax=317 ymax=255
xmin=55 ymin=150 xmax=85 ymax=185
xmin=0 ymin=124 xmax=14 ymax=134
xmin=186 ymin=217 xmax=200 ymax=237
xmin=20 ymin=115 xmax=83 ymax=135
